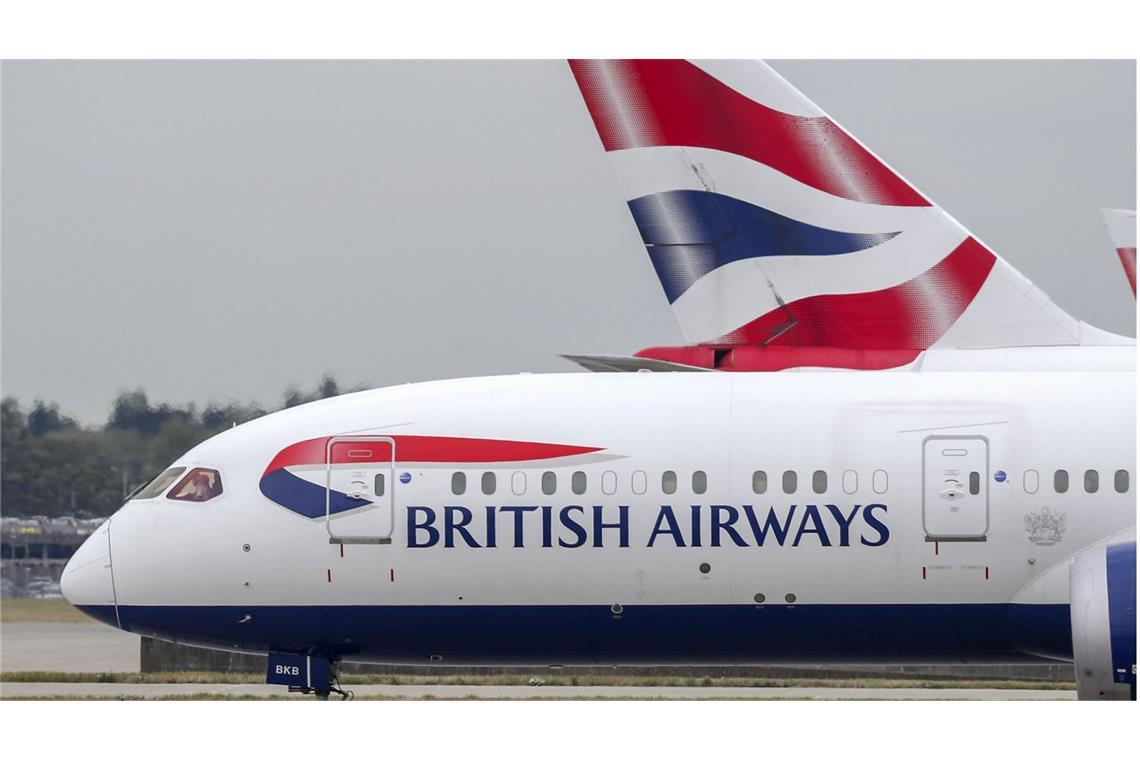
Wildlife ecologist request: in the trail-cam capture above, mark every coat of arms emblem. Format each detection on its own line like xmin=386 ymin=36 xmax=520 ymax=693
xmin=1024 ymin=506 xmax=1066 ymax=546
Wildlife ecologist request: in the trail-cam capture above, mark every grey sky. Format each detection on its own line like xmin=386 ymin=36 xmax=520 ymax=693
xmin=2 ymin=60 xmax=1135 ymax=425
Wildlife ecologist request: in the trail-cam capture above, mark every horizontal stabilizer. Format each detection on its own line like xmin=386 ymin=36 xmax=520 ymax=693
xmin=561 ymin=354 xmax=711 ymax=373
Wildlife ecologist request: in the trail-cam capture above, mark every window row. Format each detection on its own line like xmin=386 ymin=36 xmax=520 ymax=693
xmin=450 ymin=470 xmax=710 ymax=497
xmin=751 ymin=469 xmax=888 ymax=496
xmin=1023 ymin=468 xmax=1130 ymax=495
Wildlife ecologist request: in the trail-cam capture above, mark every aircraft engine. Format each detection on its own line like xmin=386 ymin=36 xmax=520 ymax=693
xmin=1070 ymin=540 xmax=1136 ymax=700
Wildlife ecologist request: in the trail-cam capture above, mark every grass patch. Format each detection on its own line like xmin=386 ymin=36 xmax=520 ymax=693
xmin=0 ymin=598 xmax=89 ymax=624
xmin=0 ymin=670 xmax=1075 ymax=690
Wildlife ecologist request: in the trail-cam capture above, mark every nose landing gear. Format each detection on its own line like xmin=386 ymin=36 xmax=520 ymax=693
xmin=267 ymin=652 xmax=353 ymax=700
xmin=289 ymin=666 xmax=353 ymax=700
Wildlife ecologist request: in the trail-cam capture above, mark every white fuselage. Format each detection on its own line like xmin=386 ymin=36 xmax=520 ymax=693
xmin=65 ymin=369 xmax=1136 ymax=665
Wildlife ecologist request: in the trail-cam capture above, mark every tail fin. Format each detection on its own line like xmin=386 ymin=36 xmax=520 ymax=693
xmin=1101 ymin=208 xmax=1136 ymax=297
xmin=569 ymin=60 xmax=1119 ymax=354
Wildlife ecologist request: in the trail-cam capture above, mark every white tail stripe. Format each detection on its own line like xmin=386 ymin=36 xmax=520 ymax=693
xmin=1102 ymin=209 xmax=1137 ymax=249
xmin=932 ymin=261 xmax=1083 ymax=349
xmin=611 ymin=145 xmax=940 ymax=232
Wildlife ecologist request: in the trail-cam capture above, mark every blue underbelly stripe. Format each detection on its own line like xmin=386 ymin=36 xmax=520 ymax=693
xmin=79 ymin=602 xmax=1073 ymax=666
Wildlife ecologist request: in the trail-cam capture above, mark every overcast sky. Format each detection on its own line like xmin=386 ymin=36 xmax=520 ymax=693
xmin=2 ymin=60 xmax=1135 ymax=425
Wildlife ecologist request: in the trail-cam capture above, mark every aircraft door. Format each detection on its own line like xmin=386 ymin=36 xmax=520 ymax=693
xmin=922 ymin=436 xmax=988 ymax=541
xmin=325 ymin=436 xmax=395 ymax=544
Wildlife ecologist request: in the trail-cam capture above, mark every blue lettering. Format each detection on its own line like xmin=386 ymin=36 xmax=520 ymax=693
xmin=593 ymin=505 xmax=629 ymax=548
xmin=742 ymin=505 xmax=797 ymax=546
xmin=793 ymin=505 xmax=831 ymax=547
xmin=824 ymin=504 xmax=861 ymax=547
xmin=647 ymin=506 xmax=685 ymax=547
xmin=484 ymin=506 xmax=497 ymax=548
xmin=541 ymin=505 xmax=553 ymax=548
xmin=558 ymin=506 xmax=588 ymax=548
xmin=710 ymin=505 xmax=748 ymax=547
xmin=690 ymin=505 xmax=702 ymax=547
xmin=860 ymin=503 xmax=890 ymax=547
xmin=444 ymin=506 xmax=480 ymax=548
xmin=407 ymin=506 xmax=438 ymax=548
xmin=500 ymin=506 xmax=538 ymax=548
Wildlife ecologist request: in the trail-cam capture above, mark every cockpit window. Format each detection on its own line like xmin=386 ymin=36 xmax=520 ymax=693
xmin=168 ymin=468 xmax=224 ymax=502
xmin=132 ymin=467 xmax=187 ymax=500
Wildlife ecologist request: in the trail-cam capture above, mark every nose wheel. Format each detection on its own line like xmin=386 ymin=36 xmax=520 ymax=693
xmin=267 ymin=652 xmax=353 ymax=699
xmin=287 ymin=664 xmax=353 ymax=700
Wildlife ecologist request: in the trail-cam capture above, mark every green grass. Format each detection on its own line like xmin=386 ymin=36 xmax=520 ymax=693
xmin=0 ymin=598 xmax=89 ymax=624
xmin=0 ymin=670 xmax=1075 ymax=690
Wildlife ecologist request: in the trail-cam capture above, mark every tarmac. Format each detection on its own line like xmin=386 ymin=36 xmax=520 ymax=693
xmin=2 ymin=623 xmax=140 ymax=672
xmin=0 ymin=621 xmax=1076 ymax=700
xmin=0 ymin=682 xmax=1075 ymax=700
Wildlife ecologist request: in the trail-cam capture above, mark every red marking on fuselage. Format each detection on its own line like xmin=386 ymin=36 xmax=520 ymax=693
xmin=327 ymin=569 xmax=332 ymax=583
xmin=922 ymin=567 xmax=927 ymax=580
xmin=263 ymin=436 xmax=603 ymax=477
xmin=389 ymin=568 xmax=395 ymax=583
xmin=984 ymin=566 xmax=990 ymax=580
xmin=635 ymin=345 xmax=920 ymax=371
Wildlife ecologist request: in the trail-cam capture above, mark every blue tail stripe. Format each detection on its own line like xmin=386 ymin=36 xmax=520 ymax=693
xmin=627 ymin=190 xmax=900 ymax=303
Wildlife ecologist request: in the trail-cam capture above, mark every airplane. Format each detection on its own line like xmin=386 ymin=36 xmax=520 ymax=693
xmin=61 ymin=60 xmax=1136 ymax=700
xmin=1101 ymin=208 xmax=1136 ymax=298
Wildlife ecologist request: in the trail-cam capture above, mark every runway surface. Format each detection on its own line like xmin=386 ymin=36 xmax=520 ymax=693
xmin=0 ymin=682 xmax=1075 ymax=700
xmin=1 ymin=623 xmax=141 ymax=672
xmin=0 ymin=621 xmax=1076 ymax=700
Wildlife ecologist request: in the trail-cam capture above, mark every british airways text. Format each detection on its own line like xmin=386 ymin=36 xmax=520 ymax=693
xmin=406 ymin=504 xmax=889 ymax=549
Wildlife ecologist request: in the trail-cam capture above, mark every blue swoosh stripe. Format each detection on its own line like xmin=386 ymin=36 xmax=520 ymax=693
xmin=259 ymin=468 xmax=370 ymax=519
xmin=627 ymin=190 xmax=901 ymax=303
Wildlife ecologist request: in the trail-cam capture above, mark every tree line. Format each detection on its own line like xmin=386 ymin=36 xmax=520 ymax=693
xmin=1 ymin=376 xmax=353 ymax=518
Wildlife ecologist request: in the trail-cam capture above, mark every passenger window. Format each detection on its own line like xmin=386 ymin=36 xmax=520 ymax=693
xmin=842 ymin=470 xmax=857 ymax=495
xmin=1084 ymin=469 xmax=1099 ymax=493
xmin=168 ymin=468 xmax=223 ymax=502
xmin=692 ymin=471 xmax=707 ymax=494
xmin=572 ymin=471 xmax=587 ymax=495
xmin=133 ymin=467 xmax=186 ymax=500
xmin=541 ymin=471 xmax=556 ymax=495
xmin=1115 ymin=469 xmax=1130 ymax=493
xmin=601 ymin=470 xmax=617 ymax=495
xmin=632 ymin=471 xmax=647 ymax=495
xmin=662 ymin=470 xmax=677 ymax=495
xmin=1023 ymin=469 xmax=1039 ymax=494
xmin=872 ymin=469 xmax=888 ymax=495
xmin=812 ymin=470 xmax=827 ymax=494
xmin=752 ymin=470 xmax=767 ymax=494
xmin=968 ymin=471 xmax=980 ymax=496
xmin=481 ymin=472 xmax=496 ymax=495
xmin=1054 ymin=470 xmax=1069 ymax=494
xmin=782 ymin=470 xmax=797 ymax=494
xmin=374 ymin=473 xmax=385 ymax=497
xmin=451 ymin=472 xmax=466 ymax=495
xmin=511 ymin=471 xmax=526 ymax=496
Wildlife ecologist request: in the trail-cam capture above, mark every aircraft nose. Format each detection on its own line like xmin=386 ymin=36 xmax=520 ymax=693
xmin=61 ymin=518 xmax=119 ymax=628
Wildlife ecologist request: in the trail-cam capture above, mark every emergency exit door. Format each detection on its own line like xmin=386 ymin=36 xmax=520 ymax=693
xmin=922 ymin=436 xmax=988 ymax=541
xmin=325 ymin=435 xmax=395 ymax=544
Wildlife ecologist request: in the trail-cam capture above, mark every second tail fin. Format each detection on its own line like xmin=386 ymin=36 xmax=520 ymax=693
xmin=1102 ymin=208 xmax=1137 ymax=298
